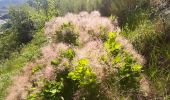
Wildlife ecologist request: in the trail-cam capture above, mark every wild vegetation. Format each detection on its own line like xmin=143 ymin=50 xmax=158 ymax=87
xmin=0 ymin=0 xmax=170 ymax=100
xmin=120 ymin=1 xmax=170 ymax=98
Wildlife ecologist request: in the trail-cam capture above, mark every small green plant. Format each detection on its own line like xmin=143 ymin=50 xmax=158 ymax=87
xmin=56 ymin=22 xmax=79 ymax=45
xmin=32 ymin=65 xmax=43 ymax=74
xmin=51 ymin=58 xmax=62 ymax=66
xmin=41 ymin=78 xmax=64 ymax=100
xmin=61 ymin=48 xmax=75 ymax=61
xmin=105 ymin=32 xmax=121 ymax=57
xmin=68 ymin=59 xmax=97 ymax=87
xmin=118 ymin=53 xmax=142 ymax=89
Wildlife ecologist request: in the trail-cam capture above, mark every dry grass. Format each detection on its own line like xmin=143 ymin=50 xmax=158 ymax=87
xmin=6 ymin=75 xmax=30 ymax=100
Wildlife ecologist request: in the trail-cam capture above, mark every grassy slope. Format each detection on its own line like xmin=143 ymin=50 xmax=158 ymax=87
xmin=0 ymin=29 xmax=46 ymax=99
xmin=120 ymin=6 xmax=170 ymax=98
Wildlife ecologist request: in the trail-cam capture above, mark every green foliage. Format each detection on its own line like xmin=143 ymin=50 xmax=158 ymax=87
xmin=51 ymin=58 xmax=61 ymax=66
xmin=68 ymin=59 xmax=97 ymax=87
xmin=0 ymin=1 xmax=59 ymax=98
xmin=7 ymin=0 xmax=59 ymax=44
xmin=56 ymin=22 xmax=79 ymax=45
xmin=121 ymin=7 xmax=152 ymax=31
xmin=104 ymin=32 xmax=142 ymax=89
xmin=120 ymin=6 xmax=164 ymax=54
xmin=27 ymin=0 xmax=59 ymax=19
xmin=32 ymin=64 xmax=43 ymax=74
xmin=0 ymin=30 xmax=20 ymax=62
xmin=51 ymin=48 xmax=75 ymax=67
xmin=118 ymin=53 xmax=142 ymax=89
xmin=144 ymin=43 xmax=170 ymax=97
xmin=28 ymin=93 xmax=38 ymax=100
xmin=99 ymin=0 xmax=145 ymax=16
xmin=0 ymin=29 xmax=46 ymax=99
xmin=121 ymin=4 xmax=170 ymax=96
xmin=41 ymin=78 xmax=64 ymax=100
xmin=9 ymin=6 xmax=35 ymax=43
xmin=54 ymin=0 xmax=101 ymax=15
xmin=61 ymin=48 xmax=75 ymax=61
xmin=40 ymin=58 xmax=97 ymax=99
xmin=105 ymin=32 xmax=121 ymax=57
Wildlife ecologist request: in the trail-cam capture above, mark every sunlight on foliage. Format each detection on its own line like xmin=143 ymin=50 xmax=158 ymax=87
xmin=41 ymin=78 xmax=64 ymax=100
xmin=68 ymin=59 xmax=97 ymax=87
xmin=105 ymin=32 xmax=142 ymax=89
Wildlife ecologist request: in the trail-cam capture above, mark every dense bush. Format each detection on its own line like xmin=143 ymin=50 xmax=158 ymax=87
xmin=1 ymin=0 xmax=170 ymax=99
xmin=56 ymin=22 xmax=79 ymax=45
xmin=9 ymin=6 xmax=35 ymax=43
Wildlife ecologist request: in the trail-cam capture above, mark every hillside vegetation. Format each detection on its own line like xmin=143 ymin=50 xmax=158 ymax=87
xmin=0 ymin=0 xmax=170 ymax=100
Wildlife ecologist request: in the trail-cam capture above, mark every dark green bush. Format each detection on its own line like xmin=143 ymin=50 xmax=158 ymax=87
xmin=9 ymin=6 xmax=35 ymax=43
xmin=56 ymin=22 xmax=79 ymax=45
xmin=61 ymin=48 xmax=75 ymax=61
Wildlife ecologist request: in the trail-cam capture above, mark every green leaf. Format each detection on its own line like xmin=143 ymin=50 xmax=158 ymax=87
xmin=108 ymin=32 xmax=116 ymax=39
xmin=68 ymin=72 xmax=74 ymax=77
xmin=132 ymin=64 xmax=142 ymax=72
xmin=50 ymin=89 xmax=57 ymax=94
xmin=115 ymin=42 xmax=121 ymax=49
xmin=114 ymin=56 xmax=121 ymax=63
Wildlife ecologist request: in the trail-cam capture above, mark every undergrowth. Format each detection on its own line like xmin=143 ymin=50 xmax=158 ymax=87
xmin=120 ymin=4 xmax=170 ymax=98
xmin=0 ymin=29 xmax=46 ymax=99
